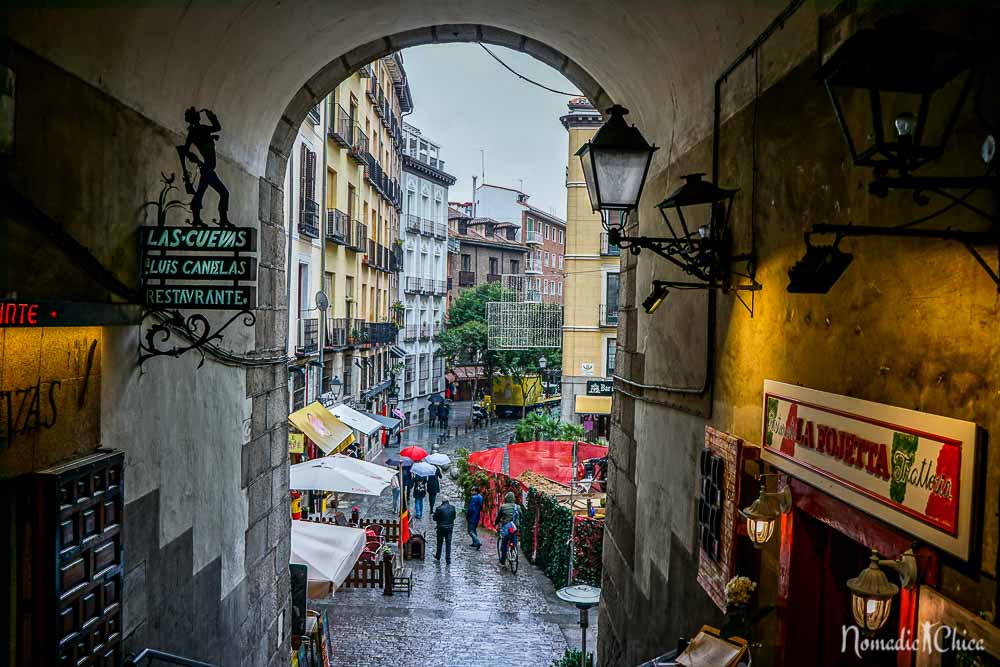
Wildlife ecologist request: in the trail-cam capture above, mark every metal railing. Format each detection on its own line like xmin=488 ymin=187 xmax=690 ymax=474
xmin=329 ymin=104 xmax=352 ymax=147
xmin=348 ymin=125 xmax=367 ymax=162
xmin=298 ymin=199 xmax=319 ymax=239
xmin=404 ymin=325 xmax=418 ymax=341
xmin=432 ymin=222 xmax=448 ymax=239
xmin=405 ymin=276 xmax=421 ymax=293
xmin=458 ymin=271 xmax=476 ymax=286
xmin=600 ymin=232 xmax=621 ymax=256
xmin=486 ymin=273 xmax=501 ymax=284
xmin=419 ymin=218 xmax=433 ymax=236
xmin=419 ymin=323 xmax=431 ymax=339
xmin=297 ymin=315 xmax=318 ymax=354
xmin=406 ymin=214 xmax=421 ymax=233
xmin=525 ymin=229 xmax=543 ymax=245
xmin=432 ymin=279 xmax=447 ymax=294
xmin=125 ymin=649 xmax=217 ymax=667
xmin=326 ymin=209 xmax=349 ymax=244
xmin=525 ymin=258 xmax=542 ymax=274
xmin=350 ymin=222 xmax=367 ymax=252
xmin=600 ymin=303 xmax=619 ymax=327
xmin=326 ymin=317 xmax=350 ymax=348
xmin=369 ymin=322 xmax=398 ymax=345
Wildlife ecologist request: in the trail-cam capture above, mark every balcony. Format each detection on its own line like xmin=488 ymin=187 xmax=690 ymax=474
xmin=458 ymin=271 xmax=475 ymax=287
xmin=326 ymin=209 xmax=349 ymax=245
xmin=369 ymin=322 xmax=398 ymax=345
xmin=525 ymin=229 xmax=543 ymax=245
xmin=349 ymin=320 xmax=370 ymax=346
xmin=350 ymin=222 xmax=367 ymax=252
xmin=526 ymin=289 xmax=542 ymax=303
xmin=390 ymin=246 xmax=403 ymax=272
xmin=525 ymin=258 xmax=542 ymax=274
xmin=365 ymin=239 xmax=376 ymax=267
xmin=308 ymin=106 xmax=321 ymax=125
xmin=366 ymin=79 xmax=378 ymax=103
xmin=432 ymin=222 xmax=448 ymax=239
xmin=406 ymin=214 xmax=421 ymax=234
xmin=404 ymin=326 xmax=418 ymax=341
xmin=433 ymin=322 xmax=444 ymax=335
xmin=486 ymin=273 xmax=501 ymax=284
xmin=348 ymin=126 xmax=367 ymax=162
xmin=600 ymin=232 xmax=621 ymax=257
xmin=298 ymin=199 xmax=320 ymax=239
xmin=404 ymin=276 xmax=422 ymax=294
xmin=419 ymin=218 xmax=433 ymax=237
xmin=419 ymin=324 xmax=430 ymax=340
xmin=600 ymin=303 xmax=619 ymax=327
xmin=296 ymin=315 xmax=318 ymax=355
xmin=329 ymin=104 xmax=352 ymax=147
xmin=326 ymin=317 xmax=350 ymax=348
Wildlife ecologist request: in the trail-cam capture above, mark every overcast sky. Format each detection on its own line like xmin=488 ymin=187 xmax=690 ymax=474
xmin=400 ymin=43 xmax=581 ymax=220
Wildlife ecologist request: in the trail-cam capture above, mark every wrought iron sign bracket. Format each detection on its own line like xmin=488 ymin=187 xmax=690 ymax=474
xmin=138 ymin=308 xmax=257 ymax=370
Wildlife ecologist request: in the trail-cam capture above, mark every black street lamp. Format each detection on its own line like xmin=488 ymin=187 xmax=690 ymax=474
xmin=576 ymin=104 xmax=658 ymax=231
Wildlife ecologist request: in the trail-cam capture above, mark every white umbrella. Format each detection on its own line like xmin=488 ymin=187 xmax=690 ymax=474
xmin=290 ymin=521 xmax=366 ymax=598
xmin=290 ymin=455 xmax=396 ymax=495
xmin=425 ymin=453 xmax=450 ymax=466
xmin=411 ymin=461 xmax=437 ymax=477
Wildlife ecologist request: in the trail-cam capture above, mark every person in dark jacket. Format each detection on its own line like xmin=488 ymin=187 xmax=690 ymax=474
xmin=466 ymin=487 xmax=483 ymax=549
xmin=402 ymin=467 xmax=413 ymax=505
xmin=494 ymin=491 xmax=524 ymax=564
xmin=426 ymin=467 xmax=441 ymax=514
xmin=439 ymin=403 xmax=450 ymax=431
xmin=412 ymin=475 xmax=427 ymax=518
xmin=432 ymin=496 xmax=457 ymax=564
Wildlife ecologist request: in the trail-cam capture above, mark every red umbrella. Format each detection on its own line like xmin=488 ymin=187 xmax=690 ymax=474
xmin=399 ymin=446 xmax=428 ymax=462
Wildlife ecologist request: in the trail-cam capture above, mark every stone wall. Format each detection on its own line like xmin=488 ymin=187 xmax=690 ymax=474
xmin=2 ymin=42 xmax=291 ymax=667
xmin=599 ymin=18 xmax=1000 ymax=664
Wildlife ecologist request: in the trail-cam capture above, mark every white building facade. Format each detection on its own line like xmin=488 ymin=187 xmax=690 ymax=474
xmin=397 ymin=123 xmax=456 ymax=423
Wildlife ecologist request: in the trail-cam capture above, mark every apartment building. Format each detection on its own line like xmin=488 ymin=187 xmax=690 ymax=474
xmin=558 ymin=97 xmax=615 ymax=437
xmin=397 ymin=123 xmax=456 ymax=423
xmin=446 ymin=205 xmax=528 ymax=301
xmin=285 ymin=52 xmax=411 ymax=460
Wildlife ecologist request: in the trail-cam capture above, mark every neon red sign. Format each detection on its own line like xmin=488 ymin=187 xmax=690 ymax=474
xmin=0 ymin=303 xmax=41 ymax=326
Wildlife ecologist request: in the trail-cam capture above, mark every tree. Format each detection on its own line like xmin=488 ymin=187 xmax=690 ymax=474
xmin=447 ymin=282 xmax=507 ymax=329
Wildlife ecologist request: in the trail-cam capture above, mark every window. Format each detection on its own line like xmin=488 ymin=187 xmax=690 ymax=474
xmin=458 ymin=220 xmax=468 ymax=235
xmin=292 ymin=370 xmax=306 ymax=411
xmin=489 ymin=257 xmax=499 ymax=275
xmin=298 ymin=264 xmax=310 ymax=312
xmin=606 ymin=338 xmax=617 ymax=376
xmin=544 ymin=251 xmax=550 ymax=266
xmin=558 ymin=282 xmax=563 ymax=296
xmin=506 ymin=227 xmax=516 ymax=241
xmin=606 ymin=272 xmax=620 ymax=313
xmin=510 ymin=259 xmax=520 ymax=274
xmin=486 ymin=223 xmax=495 ymax=237
xmin=461 ymin=254 xmax=471 ymax=271
xmin=543 ymin=279 xmax=549 ymax=293
xmin=544 ymin=224 xmax=549 ymax=240
xmin=559 ymin=255 xmax=563 ymax=269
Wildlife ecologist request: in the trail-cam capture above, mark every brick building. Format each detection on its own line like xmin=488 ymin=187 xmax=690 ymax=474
xmin=446 ymin=204 xmax=527 ymax=303
xmin=522 ymin=205 xmax=565 ymax=305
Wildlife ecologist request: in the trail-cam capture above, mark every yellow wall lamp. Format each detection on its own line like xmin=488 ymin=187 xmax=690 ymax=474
xmin=739 ymin=476 xmax=792 ymax=548
xmin=846 ymin=548 xmax=918 ymax=635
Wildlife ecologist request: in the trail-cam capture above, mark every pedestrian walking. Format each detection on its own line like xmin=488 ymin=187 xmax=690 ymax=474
xmin=412 ymin=475 xmax=427 ymax=519
xmin=428 ymin=402 xmax=438 ymax=428
xmin=391 ymin=474 xmax=400 ymax=513
xmin=466 ymin=487 xmax=483 ymax=549
xmin=402 ymin=466 xmax=412 ymax=505
xmin=427 ymin=467 xmax=441 ymax=515
xmin=440 ymin=403 xmax=450 ymax=431
xmin=432 ymin=496 xmax=457 ymax=564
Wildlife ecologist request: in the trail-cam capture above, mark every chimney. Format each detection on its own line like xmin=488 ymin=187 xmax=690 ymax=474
xmin=472 ymin=175 xmax=478 ymax=218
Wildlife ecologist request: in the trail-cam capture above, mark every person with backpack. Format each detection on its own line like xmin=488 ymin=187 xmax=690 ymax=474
xmin=465 ymin=487 xmax=483 ymax=550
xmin=493 ymin=491 xmax=523 ymax=565
xmin=426 ymin=466 xmax=441 ymax=515
xmin=412 ymin=475 xmax=428 ymax=519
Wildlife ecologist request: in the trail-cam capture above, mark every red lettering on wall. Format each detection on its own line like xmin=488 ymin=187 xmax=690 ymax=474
xmin=0 ymin=303 xmax=45 ymax=326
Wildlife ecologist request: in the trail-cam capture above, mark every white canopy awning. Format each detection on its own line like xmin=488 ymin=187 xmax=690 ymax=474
xmin=329 ymin=403 xmax=383 ymax=436
xmin=289 ymin=455 xmax=395 ymax=495
xmin=289 ymin=521 xmax=366 ymax=598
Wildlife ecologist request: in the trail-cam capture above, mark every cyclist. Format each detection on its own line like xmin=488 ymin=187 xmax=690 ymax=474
xmin=494 ymin=491 xmax=523 ymax=565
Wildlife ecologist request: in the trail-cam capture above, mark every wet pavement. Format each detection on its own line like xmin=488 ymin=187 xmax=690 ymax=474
xmin=313 ymin=402 xmax=598 ymax=667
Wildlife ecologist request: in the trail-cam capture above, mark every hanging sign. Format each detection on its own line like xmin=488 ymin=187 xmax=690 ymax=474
xmin=288 ymin=433 xmax=304 ymax=454
xmin=586 ymin=379 xmax=613 ymax=396
xmin=761 ymin=380 xmax=978 ymax=560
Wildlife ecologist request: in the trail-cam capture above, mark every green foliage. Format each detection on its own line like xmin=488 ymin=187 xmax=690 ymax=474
xmin=522 ymin=486 xmax=604 ymax=588
xmin=453 ymin=448 xmax=490 ymax=506
xmin=437 ymin=321 xmax=489 ymax=367
xmin=513 ymin=412 xmax=596 ymax=443
xmin=447 ymin=282 xmax=508 ymax=328
xmin=550 ymin=649 xmax=594 ymax=667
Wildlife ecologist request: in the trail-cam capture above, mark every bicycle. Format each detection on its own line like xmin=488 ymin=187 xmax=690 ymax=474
xmin=496 ymin=526 xmax=519 ymax=574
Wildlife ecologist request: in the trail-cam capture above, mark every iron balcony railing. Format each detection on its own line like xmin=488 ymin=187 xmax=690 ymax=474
xmin=365 ymin=239 xmax=376 ymax=267
xmin=350 ymin=222 xmax=367 ymax=252
xmin=405 ymin=276 xmax=421 ymax=293
xmin=600 ymin=303 xmax=619 ymax=327
xmin=390 ymin=245 xmax=403 ymax=272
xmin=308 ymin=106 xmax=321 ymax=125
xmin=600 ymin=232 xmax=621 ymax=256
xmin=458 ymin=271 xmax=476 ymax=287
xmin=297 ymin=314 xmax=318 ymax=355
xmin=348 ymin=125 xmax=367 ymax=162
xmin=329 ymin=104 xmax=352 ymax=147
xmin=326 ymin=317 xmax=350 ymax=348
xmin=406 ymin=214 xmax=421 ymax=234
xmin=434 ymin=279 xmax=447 ymax=294
xmin=369 ymin=322 xmax=398 ymax=345
xmin=404 ymin=325 xmax=418 ymax=341
xmin=366 ymin=78 xmax=378 ymax=103
xmin=433 ymin=222 xmax=448 ymax=239
xmin=350 ymin=320 xmax=370 ymax=346
xmin=525 ymin=258 xmax=542 ymax=274
xmin=298 ymin=199 xmax=320 ymax=239
xmin=326 ymin=209 xmax=349 ymax=244
xmin=433 ymin=322 xmax=444 ymax=335
xmin=525 ymin=229 xmax=543 ymax=245
xmin=486 ymin=273 xmax=501 ymax=284
xmin=419 ymin=218 xmax=433 ymax=236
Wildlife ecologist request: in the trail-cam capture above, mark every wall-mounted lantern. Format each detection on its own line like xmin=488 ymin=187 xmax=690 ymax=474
xmin=792 ymin=18 xmax=1000 ymax=294
xmin=579 ymin=111 xmax=761 ymax=314
xmin=846 ymin=548 xmax=918 ymax=635
xmin=576 ymin=104 xmax=658 ymax=232
xmin=739 ymin=478 xmax=792 ymax=548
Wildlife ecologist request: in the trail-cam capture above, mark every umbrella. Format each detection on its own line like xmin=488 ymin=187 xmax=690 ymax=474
xmin=411 ymin=461 xmax=437 ymax=477
xmin=384 ymin=455 xmax=414 ymax=469
xmin=425 ymin=453 xmax=450 ymax=466
xmin=428 ymin=394 xmax=446 ymax=404
xmin=290 ymin=521 xmax=366 ymax=598
xmin=289 ymin=455 xmax=396 ymax=495
xmin=399 ymin=446 xmax=428 ymax=461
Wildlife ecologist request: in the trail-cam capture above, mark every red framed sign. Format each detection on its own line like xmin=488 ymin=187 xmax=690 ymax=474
xmin=761 ymin=380 xmax=977 ymax=560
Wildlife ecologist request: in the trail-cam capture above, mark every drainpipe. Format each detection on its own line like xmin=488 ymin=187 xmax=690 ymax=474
xmin=318 ymin=96 xmax=329 ymax=395
xmin=286 ymin=131 xmax=295 ymax=360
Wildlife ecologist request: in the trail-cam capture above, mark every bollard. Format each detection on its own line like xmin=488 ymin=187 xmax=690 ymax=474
xmin=382 ymin=551 xmax=394 ymax=596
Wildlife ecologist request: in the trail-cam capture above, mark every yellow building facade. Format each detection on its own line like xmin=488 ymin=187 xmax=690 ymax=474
xmin=560 ymin=99 xmax=617 ymax=434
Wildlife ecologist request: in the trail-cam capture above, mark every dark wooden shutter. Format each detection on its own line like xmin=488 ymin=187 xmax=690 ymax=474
xmin=305 ymin=150 xmax=317 ymax=204
xmin=299 ymin=144 xmax=307 ymax=219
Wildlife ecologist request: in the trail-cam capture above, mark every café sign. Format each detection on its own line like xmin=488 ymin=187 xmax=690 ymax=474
xmin=586 ymin=379 xmax=613 ymax=396
xmin=761 ymin=380 xmax=978 ymax=560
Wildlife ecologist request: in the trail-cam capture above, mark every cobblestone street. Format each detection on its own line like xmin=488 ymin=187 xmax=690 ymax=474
xmin=314 ymin=404 xmax=596 ymax=667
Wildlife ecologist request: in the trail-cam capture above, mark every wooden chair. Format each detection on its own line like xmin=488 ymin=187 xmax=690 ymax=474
xmin=391 ymin=560 xmax=412 ymax=597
